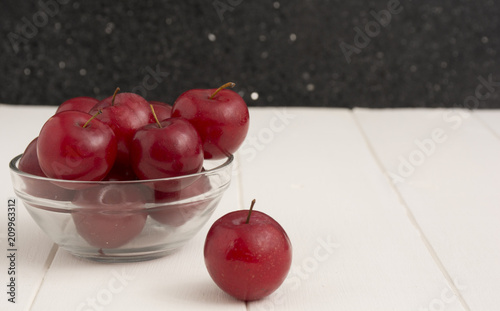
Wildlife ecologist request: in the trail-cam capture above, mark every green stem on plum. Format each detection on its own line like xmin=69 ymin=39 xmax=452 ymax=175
xmin=150 ymin=104 xmax=162 ymax=128
xmin=111 ymin=87 xmax=120 ymax=106
xmin=209 ymin=82 xmax=235 ymax=99
xmin=245 ymin=199 xmax=256 ymax=224
xmin=83 ymin=110 xmax=102 ymax=128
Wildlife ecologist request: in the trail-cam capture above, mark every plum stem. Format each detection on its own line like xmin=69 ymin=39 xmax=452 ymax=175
xmin=83 ymin=110 xmax=102 ymax=128
xmin=209 ymin=82 xmax=235 ymax=99
xmin=111 ymin=87 xmax=120 ymax=106
xmin=150 ymin=104 xmax=162 ymax=128
xmin=245 ymin=199 xmax=256 ymax=224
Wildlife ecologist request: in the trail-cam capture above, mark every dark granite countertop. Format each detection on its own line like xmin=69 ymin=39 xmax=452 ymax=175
xmin=0 ymin=0 xmax=498 ymax=108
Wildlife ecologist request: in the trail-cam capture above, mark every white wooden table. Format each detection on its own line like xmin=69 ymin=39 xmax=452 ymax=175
xmin=1 ymin=105 xmax=499 ymax=311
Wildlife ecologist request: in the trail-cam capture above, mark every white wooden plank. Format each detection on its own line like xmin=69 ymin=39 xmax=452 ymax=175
xmin=354 ymin=108 xmax=500 ymax=311
xmin=0 ymin=105 xmax=58 ymax=311
xmin=238 ymin=108 xmax=465 ymax=311
xmin=474 ymin=109 xmax=500 ymax=138
xmin=30 ymin=156 xmax=246 ymax=311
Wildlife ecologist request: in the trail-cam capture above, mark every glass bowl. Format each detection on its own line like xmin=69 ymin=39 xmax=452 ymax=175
xmin=9 ymin=154 xmax=233 ymax=262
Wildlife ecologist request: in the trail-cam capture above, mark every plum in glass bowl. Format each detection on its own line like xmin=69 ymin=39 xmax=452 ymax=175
xmin=9 ymin=154 xmax=233 ymax=262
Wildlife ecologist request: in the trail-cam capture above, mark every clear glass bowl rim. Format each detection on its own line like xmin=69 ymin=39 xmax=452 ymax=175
xmin=9 ymin=153 xmax=234 ymax=185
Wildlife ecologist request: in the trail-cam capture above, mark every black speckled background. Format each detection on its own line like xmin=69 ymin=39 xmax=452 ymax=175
xmin=0 ymin=0 xmax=499 ymax=108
